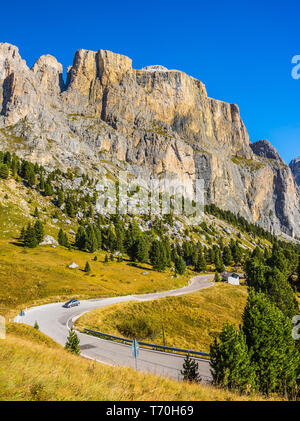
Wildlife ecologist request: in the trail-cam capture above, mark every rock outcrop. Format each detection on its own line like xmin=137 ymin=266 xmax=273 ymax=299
xmin=290 ymin=157 xmax=300 ymax=187
xmin=0 ymin=42 xmax=299 ymax=238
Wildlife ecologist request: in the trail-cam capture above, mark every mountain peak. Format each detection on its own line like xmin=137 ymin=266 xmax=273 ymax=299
xmin=290 ymin=157 xmax=300 ymax=187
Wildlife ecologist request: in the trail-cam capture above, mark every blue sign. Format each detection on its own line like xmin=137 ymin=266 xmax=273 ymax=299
xmin=19 ymin=310 xmax=25 ymax=316
xmin=131 ymin=338 xmax=139 ymax=358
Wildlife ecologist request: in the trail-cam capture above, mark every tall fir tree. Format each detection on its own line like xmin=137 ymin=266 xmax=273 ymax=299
xmin=210 ymin=323 xmax=256 ymax=393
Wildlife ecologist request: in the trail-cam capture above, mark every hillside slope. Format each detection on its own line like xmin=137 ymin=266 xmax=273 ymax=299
xmin=0 ymin=324 xmax=279 ymax=401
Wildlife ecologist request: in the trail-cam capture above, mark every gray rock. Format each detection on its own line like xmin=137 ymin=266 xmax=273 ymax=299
xmin=40 ymin=235 xmax=58 ymax=245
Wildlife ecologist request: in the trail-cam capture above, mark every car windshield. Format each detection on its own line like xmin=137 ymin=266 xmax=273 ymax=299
xmin=65 ymin=300 xmax=73 ymax=305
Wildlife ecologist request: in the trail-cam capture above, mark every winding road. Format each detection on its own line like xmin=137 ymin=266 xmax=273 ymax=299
xmin=14 ymin=274 xmax=214 ymax=382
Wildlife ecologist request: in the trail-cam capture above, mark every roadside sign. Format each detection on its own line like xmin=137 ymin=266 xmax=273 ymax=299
xmin=131 ymin=338 xmax=139 ymax=358
xmin=19 ymin=310 xmax=25 ymax=316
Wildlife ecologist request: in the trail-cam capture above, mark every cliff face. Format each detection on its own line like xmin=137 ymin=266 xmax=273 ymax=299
xmin=0 ymin=43 xmax=299 ymax=238
xmin=290 ymin=157 xmax=300 ymax=187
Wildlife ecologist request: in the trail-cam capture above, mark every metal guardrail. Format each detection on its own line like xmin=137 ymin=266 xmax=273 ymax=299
xmin=83 ymin=328 xmax=210 ymax=359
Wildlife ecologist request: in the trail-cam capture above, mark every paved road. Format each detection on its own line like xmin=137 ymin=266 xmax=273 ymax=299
xmin=14 ymin=275 xmax=214 ymax=382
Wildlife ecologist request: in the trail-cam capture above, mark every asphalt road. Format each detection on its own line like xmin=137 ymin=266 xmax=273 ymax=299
xmin=14 ymin=274 xmax=214 ymax=382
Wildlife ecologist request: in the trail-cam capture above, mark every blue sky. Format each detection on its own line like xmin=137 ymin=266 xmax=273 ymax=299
xmin=1 ymin=0 xmax=299 ymax=163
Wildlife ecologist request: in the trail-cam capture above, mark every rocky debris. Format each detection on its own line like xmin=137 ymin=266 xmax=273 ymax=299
xmin=290 ymin=157 xmax=300 ymax=187
xmin=40 ymin=235 xmax=58 ymax=245
xmin=68 ymin=262 xmax=79 ymax=269
xmin=0 ymin=43 xmax=299 ymax=238
xmin=142 ymin=65 xmax=169 ymax=72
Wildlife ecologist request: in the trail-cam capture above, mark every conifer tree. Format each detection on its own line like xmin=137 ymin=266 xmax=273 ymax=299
xmin=175 ymin=255 xmax=186 ymax=275
xmin=150 ymin=240 xmax=167 ymax=272
xmin=57 ymin=189 xmax=64 ymax=207
xmin=38 ymin=173 xmax=45 ymax=190
xmin=44 ymin=179 xmax=53 ymax=196
xmin=84 ymin=261 xmax=91 ymax=273
xmin=214 ymin=272 xmax=221 ymax=282
xmin=181 ymin=355 xmax=202 ymax=383
xmin=34 ymin=207 xmax=39 ymax=218
xmin=75 ymin=226 xmax=87 ymax=251
xmin=58 ymin=228 xmax=69 ymax=247
xmin=86 ymin=225 xmax=97 ymax=253
xmin=34 ymin=220 xmax=44 ymax=244
xmin=34 ymin=321 xmax=39 ymax=330
xmin=223 ymin=246 xmax=233 ymax=266
xmin=136 ymin=236 xmax=149 ymax=263
xmin=0 ymin=163 xmax=9 ymax=179
xmin=243 ymin=289 xmax=300 ymax=396
xmin=65 ymin=327 xmax=80 ymax=355
xmin=195 ymin=249 xmax=207 ymax=272
xmin=214 ymin=250 xmax=225 ymax=273
xmin=210 ymin=323 xmax=256 ymax=393
xmin=24 ymin=224 xmax=38 ymax=248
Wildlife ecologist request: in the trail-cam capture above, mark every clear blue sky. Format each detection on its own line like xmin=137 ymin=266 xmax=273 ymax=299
xmin=1 ymin=0 xmax=299 ymax=163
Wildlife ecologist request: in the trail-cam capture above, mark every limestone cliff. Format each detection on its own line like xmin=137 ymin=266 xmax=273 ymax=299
xmin=290 ymin=157 xmax=300 ymax=187
xmin=0 ymin=43 xmax=299 ymax=238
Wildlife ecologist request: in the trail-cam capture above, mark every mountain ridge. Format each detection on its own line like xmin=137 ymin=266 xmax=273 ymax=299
xmin=0 ymin=42 xmax=299 ymax=238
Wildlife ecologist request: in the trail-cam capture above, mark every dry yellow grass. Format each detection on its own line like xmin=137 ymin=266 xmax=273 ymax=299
xmin=76 ymin=284 xmax=248 ymax=352
xmin=0 ymin=324 xmax=274 ymax=401
xmin=0 ymin=241 xmax=190 ymax=318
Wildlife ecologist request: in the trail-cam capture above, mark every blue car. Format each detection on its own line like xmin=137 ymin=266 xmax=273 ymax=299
xmin=63 ymin=299 xmax=80 ymax=308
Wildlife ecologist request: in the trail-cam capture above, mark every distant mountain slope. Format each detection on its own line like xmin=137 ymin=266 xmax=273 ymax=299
xmin=0 ymin=42 xmax=299 ymax=238
xmin=290 ymin=157 xmax=300 ymax=187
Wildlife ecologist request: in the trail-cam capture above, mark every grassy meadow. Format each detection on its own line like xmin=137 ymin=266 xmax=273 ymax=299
xmin=0 ymin=323 xmax=275 ymax=401
xmin=75 ymin=283 xmax=248 ymax=353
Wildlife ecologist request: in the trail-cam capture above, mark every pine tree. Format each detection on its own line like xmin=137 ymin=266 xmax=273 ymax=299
xmin=75 ymin=226 xmax=87 ymax=250
xmin=104 ymin=255 xmax=109 ymax=263
xmin=214 ymin=250 xmax=225 ymax=273
xmin=84 ymin=261 xmax=91 ymax=273
xmin=57 ymin=189 xmax=64 ymax=207
xmin=86 ymin=225 xmax=98 ymax=253
xmin=23 ymin=224 xmax=38 ymax=248
xmin=214 ymin=272 xmax=221 ymax=282
xmin=38 ymin=173 xmax=45 ymax=190
xmin=65 ymin=327 xmax=80 ymax=355
xmin=195 ymin=249 xmax=207 ymax=272
xmin=223 ymin=246 xmax=233 ymax=266
xmin=181 ymin=355 xmax=202 ymax=383
xmin=243 ymin=289 xmax=300 ymax=396
xmin=27 ymin=169 xmax=36 ymax=187
xmin=58 ymin=228 xmax=69 ymax=247
xmin=34 ymin=220 xmax=44 ymax=244
xmin=20 ymin=226 xmax=26 ymax=241
xmin=210 ymin=323 xmax=256 ymax=393
xmin=34 ymin=207 xmax=39 ymax=218
xmin=175 ymin=255 xmax=186 ymax=275
xmin=150 ymin=240 xmax=167 ymax=272
xmin=136 ymin=236 xmax=149 ymax=263
xmin=44 ymin=180 xmax=53 ymax=196
xmin=0 ymin=163 xmax=9 ymax=179
xmin=34 ymin=321 xmax=39 ymax=330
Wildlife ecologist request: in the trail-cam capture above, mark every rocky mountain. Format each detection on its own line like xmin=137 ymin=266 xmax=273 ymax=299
xmin=0 ymin=42 xmax=299 ymax=238
xmin=290 ymin=157 xmax=300 ymax=188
